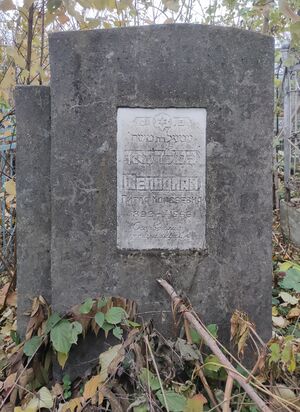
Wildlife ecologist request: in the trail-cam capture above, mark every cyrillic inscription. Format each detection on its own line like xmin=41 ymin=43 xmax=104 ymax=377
xmin=117 ymin=108 xmax=206 ymax=249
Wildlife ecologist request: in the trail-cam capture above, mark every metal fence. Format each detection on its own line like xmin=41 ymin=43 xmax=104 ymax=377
xmin=280 ymin=59 xmax=300 ymax=204
xmin=0 ymin=105 xmax=16 ymax=267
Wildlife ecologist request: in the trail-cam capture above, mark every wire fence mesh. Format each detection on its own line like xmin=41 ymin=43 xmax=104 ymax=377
xmin=0 ymin=104 xmax=16 ymax=269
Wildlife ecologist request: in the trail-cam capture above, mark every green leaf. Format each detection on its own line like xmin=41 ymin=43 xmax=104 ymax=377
xmin=70 ymin=321 xmax=82 ymax=343
xmin=45 ymin=313 xmax=61 ymax=334
xmin=190 ymin=328 xmax=201 ymax=344
xmin=139 ymin=368 xmax=160 ymax=391
xmin=280 ymin=268 xmax=300 ymax=292
xmin=50 ymin=320 xmax=77 ymax=354
xmin=102 ymin=321 xmax=114 ymax=332
xmin=157 ymin=390 xmax=187 ymax=412
xmin=203 ymin=355 xmax=222 ymax=372
xmin=176 ymin=338 xmax=200 ymax=361
xmin=102 ymin=321 xmax=114 ymax=337
xmin=287 ymin=325 xmax=300 ymax=338
xmin=113 ymin=326 xmax=123 ymax=340
xmin=236 ymin=365 xmax=249 ymax=378
xmin=79 ymin=298 xmax=94 ymax=314
xmin=57 ymin=351 xmax=68 ymax=368
xmin=278 ymin=261 xmax=300 ymax=272
xmin=207 ymin=324 xmax=218 ymax=338
xmin=95 ymin=312 xmax=105 ymax=327
xmin=274 ymin=78 xmax=282 ymax=88
xmin=62 ymin=374 xmax=72 ymax=399
xmin=63 ymin=373 xmax=71 ymax=388
xmin=281 ymin=343 xmax=291 ymax=363
xmin=269 ymin=343 xmax=281 ymax=364
xmin=98 ymin=297 xmax=108 ymax=308
xmin=185 ymin=395 xmax=206 ymax=412
xmin=281 ymin=341 xmax=296 ymax=372
xmin=64 ymin=388 xmax=72 ymax=399
xmin=10 ymin=330 xmax=20 ymax=345
xmin=127 ymin=320 xmax=141 ymax=328
xmin=189 ymin=324 xmax=217 ymax=345
xmin=105 ymin=307 xmax=127 ymax=324
xmin=24 ymin=336 xmax=43 ymax=357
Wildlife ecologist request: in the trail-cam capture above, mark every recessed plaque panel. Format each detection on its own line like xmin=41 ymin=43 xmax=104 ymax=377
xmin=117 ymin=108 xmax=206 ymax=250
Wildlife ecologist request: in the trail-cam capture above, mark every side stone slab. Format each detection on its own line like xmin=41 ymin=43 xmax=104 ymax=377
xmin=15 ymin=86 xmax=51 ymax=337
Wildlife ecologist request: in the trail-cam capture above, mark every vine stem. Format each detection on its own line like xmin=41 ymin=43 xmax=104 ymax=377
xmin=25 ymin=2 xmax=35 ymax=84
xmin=0 ymin=336 xmax=46 ymax=409
xmin=157 ymin=278 xmax=273 ymax=412
xmin=144 ymin=335 xmax=170 ymax=412
xmin=184 ymin=319 xmax=221 ymax=412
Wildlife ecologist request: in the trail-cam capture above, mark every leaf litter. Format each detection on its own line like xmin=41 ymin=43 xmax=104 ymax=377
xmin=0 ymin=212 xmax=299 ymax=411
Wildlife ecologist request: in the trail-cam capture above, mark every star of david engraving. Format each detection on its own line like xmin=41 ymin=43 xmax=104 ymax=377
xmin=153 ymin=113 xmax=172 ymax=131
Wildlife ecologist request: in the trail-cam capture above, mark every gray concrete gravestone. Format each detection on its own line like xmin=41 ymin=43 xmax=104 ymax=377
xmin=15 ymin=25 xmax=274 ymax=368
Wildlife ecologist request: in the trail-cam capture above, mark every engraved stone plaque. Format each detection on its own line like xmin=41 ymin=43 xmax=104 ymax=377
xmin=117 ymin=108 xmax=206 ymax=250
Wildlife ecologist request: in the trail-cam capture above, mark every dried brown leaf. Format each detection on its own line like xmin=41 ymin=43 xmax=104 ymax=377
xmin=0 ymin=283 xmax=10 ymax=307
xmin=6 ymin=291 xmax=17 ymax=307
xmin=3 ymin=372 xmax=16 ymax=391
xmin=25 ymin=297 xmax=48 ymax=340
xmin=70 ymin=304 xmax=93 ymax=335
xmin=52 ymin=382 xmax=64 ymax=397
xmin=287 ymin=307 xmax=300 ymax=319
xmin=18 ymin=368 xmax=34 ymax=399
xmin=100 ymin=387 xmax=123 ymax=412
xmin=83 ymin=375 xmax=103 ymax=401
xmin=61 ymin=397 xmax=84 ymax=412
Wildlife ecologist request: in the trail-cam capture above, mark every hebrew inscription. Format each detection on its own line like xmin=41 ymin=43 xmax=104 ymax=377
xmin=117 ymin=108 xmax=206 ymax=249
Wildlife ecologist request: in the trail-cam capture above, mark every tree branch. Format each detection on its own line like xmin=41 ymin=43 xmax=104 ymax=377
xmin=157 ymin=278 xmax=272 ymax=412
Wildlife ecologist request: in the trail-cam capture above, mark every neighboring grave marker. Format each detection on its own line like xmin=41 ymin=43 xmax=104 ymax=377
xmin=117 ymin=108 xmax=206 ymax=250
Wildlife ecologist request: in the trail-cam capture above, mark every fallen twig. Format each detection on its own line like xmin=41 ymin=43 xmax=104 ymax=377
xmin=157 ymin=278 xmax=273 ymax=412
xmin=223 ymin=375 xmax=234 ymax=412
xmin=144 ymin=335 xmax=170 ymax=412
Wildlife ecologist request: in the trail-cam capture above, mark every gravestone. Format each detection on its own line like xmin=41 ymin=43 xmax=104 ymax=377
xmin=15 ymin=25 xmax=274 ymax=370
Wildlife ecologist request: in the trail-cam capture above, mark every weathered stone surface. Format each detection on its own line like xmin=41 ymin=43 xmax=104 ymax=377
xmin=117 ymin=107 xmax=206 ymax=250
xmin=48 ymin=24 xmax=274 ymax=353
xmin=280 ymin=200 xmax=300 ymax=247
xmin=15 ymin=86 xmax=51 ymax=337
